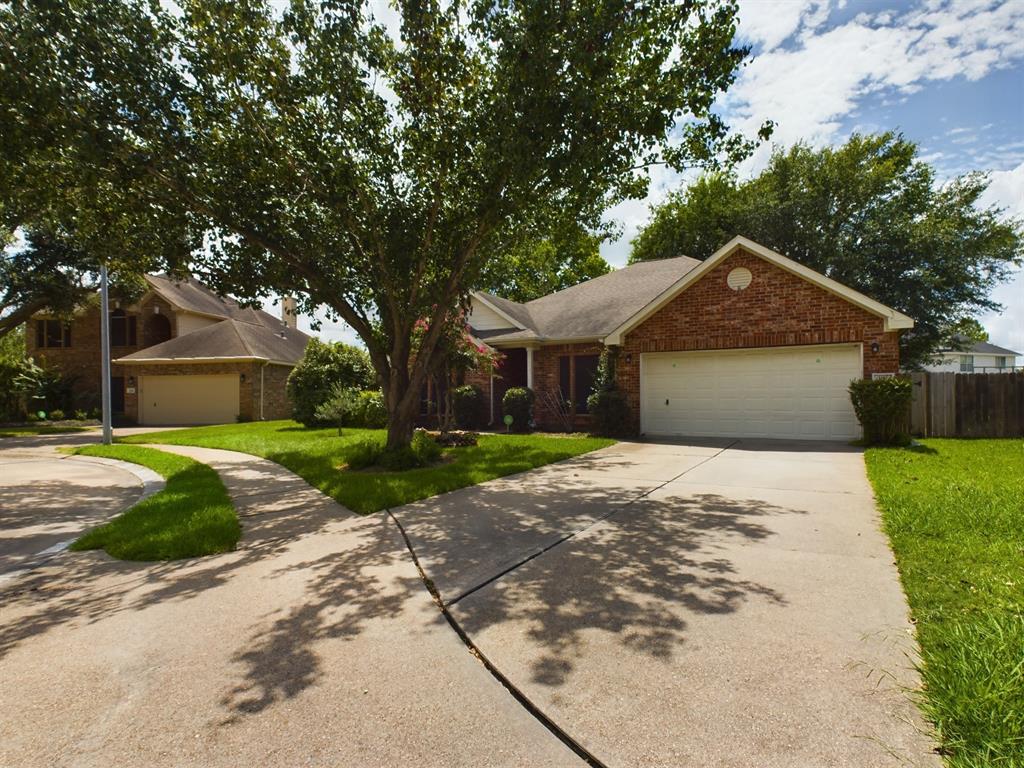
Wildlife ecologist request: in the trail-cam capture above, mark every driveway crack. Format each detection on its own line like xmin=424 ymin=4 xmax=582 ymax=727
xmin=385 ymin=508 xmax=609 ymax=768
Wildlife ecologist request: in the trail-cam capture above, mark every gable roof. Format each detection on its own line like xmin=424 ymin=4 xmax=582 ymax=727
xmin=145 ymin=274 xmax=283 ymax=330
xmin=472 ymin=255 xmax=702 ymax=344
xmin=942 ymin=337 xmax=1021 ymax=356
xmin=115 ymin=318 xmax=309 ymax=365
xmin=604 ymin=236 xmax=914 ymax=345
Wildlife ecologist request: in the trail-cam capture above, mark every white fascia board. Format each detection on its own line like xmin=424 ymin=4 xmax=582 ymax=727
xmin=469 ymin=291 xmax=527 ymax=330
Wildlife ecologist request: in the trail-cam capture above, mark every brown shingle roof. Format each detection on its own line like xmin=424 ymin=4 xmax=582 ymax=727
xmin=145 ymin=274 xmax=283 ymax=330
xmin=116 ymin=318 xmax=309 ymax=365
xmin=474 ymin=255 xmax=701 ymax=343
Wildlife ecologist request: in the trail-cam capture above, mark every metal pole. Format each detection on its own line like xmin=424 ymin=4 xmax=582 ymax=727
xmin=100 ymin=264 xmax=112 ymax=445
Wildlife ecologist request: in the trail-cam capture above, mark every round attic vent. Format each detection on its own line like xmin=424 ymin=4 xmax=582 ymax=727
xmin=727 ymin=267 xmax=753 ymax=291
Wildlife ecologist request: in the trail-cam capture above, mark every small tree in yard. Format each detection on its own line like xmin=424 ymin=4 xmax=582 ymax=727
xmin=314 ymin=384 xmax=361 ymax=436
xmin=4 ymin=0 xmax=768 ymax=452
xmin=587 ymin=348 xmax=631 ymax=436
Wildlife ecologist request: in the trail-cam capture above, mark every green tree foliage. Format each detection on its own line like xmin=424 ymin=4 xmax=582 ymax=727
xmin=4 ymin=0 xmax=765 ymax=448
xmin=286 ymin=339 xmax=376 ymax=427
xmin=477 ymin=224 xmax=611 ymax=303
xmin=630 ymin=134 xmax=1024 ymax=368
xmin=945 ymin=317 xmax=989 ymax=346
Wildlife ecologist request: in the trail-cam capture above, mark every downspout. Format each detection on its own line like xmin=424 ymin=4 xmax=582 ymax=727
xmin=260 ymin=362 xmax=267 ymax=420
xmin=489 ymin=372 xmax=495 ymax=426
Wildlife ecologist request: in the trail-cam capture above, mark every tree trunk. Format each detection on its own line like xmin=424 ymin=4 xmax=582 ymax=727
xmin=384 ymin=373 xmax=421 ymax=451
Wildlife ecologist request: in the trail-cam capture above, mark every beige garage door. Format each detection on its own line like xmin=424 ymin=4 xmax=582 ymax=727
xmin=641 ymin=344 xmax=862 ymax=441
xmin=140 ymin=374 xmax=240 ymax=426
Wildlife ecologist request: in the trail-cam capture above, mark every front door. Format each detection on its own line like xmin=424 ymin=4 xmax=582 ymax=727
xmin=111 ymin=376 xmax=125 ymax=414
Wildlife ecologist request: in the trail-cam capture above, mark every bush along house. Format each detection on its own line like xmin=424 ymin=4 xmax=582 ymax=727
xmin=27 ymin=276 xmax=309 ymax=426
xmin=465 ymin=236 xmax=913 ymax=441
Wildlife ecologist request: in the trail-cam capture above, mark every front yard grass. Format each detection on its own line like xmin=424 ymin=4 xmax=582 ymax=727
xmin=120 ymin=420 xmax=615 ymax=514
xmin=71 ymin=445 xmax=240 ymax=560
xmin=865 ymin=439 xmax=1024 ymax=767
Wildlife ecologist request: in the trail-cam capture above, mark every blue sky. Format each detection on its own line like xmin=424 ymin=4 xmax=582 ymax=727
xmin=289 ymin=0 xmax=1024 ymax=355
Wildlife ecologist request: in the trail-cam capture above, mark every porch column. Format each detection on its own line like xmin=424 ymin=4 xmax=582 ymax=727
xmin=526 ymin=347 xmax=534 ymax=389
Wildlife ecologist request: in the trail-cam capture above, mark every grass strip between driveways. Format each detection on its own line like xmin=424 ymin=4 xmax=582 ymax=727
xmin=864 ymin=438 xmax=1024 ymax=768
xmin=119 ymin=420 xmax=615 ymax=514
xmin=71 ymin=445 xmax=240 ymax=561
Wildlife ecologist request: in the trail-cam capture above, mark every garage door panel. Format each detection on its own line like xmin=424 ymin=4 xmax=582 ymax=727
xmin=641 ymin=345 xmax=861 ymax=441
xmin=140 ymin=374 xmax=240 ymax=426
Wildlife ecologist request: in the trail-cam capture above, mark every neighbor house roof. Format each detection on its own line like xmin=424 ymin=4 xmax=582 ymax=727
xmin=145 ymin=274 xmax=283 ymax=330
xmin=941 ymin=337 xmax=1021 ymax=356
xmin=472 ymin=255 xmax=702 ymax=344
xmin=115 ymin=318 xmax=309 ymax=365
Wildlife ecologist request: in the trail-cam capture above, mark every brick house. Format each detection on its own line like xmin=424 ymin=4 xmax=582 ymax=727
xmin=466 ymin=236 xmax=913 ymax=441
xmin=27 ymin=276 xmax=309 ymax=425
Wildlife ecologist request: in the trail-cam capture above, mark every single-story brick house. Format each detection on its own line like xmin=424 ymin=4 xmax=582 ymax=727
xmin=466 ymin=236 xmax=914 ymax=441
xmin=27 ymin=275 xmax=309 ymax=425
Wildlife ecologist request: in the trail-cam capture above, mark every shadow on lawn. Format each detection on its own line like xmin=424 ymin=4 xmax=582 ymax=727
xmin=0 ymin=445 xmax=798 ymax=722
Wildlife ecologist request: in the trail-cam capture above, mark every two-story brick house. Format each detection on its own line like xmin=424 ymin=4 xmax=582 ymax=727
xmin=28 ymin=275 xmax=309 ymax=425
xmin=466 ymin=236 xmax=914 ymax=441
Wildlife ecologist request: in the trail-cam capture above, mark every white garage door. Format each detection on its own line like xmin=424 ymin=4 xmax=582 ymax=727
xmin=140 ymin=374 xmax=240 ymax=426
xmin=641 ymin=345 xmax=862 ymax=441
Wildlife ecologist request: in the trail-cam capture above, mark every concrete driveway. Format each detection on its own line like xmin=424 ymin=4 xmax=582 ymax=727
xmin=0 ymin=445 xmax=142 ymax=578
xmin=393 ymin=439 xmax=939 ymax=767
xmin=0 ymin=435 xmax=937 ymax=767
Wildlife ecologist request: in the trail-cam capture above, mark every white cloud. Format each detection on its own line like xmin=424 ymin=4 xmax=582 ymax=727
xmin=736 ymin=0 xmax=833 ymax=51
xmin=261 ymin=297 xmax=365 ymax=347
xmin=602 ymin=0 xmax=1024 ymax=263
xmin=978 ymin=161 xmax=1024 ymax=357
xmin=724 ymin=0 xmax=1024 ymax=165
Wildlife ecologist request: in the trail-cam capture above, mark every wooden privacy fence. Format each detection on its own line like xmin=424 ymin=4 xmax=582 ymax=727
xmin=910 ymin=371 xmax=1024 ymax=438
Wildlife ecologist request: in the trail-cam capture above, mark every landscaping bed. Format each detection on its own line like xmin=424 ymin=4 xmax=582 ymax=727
xmin=865 ymin=438 xmax=1024 ymax=767
xmin=72 ymin=445 xmax=240 ymax=560
xmin=120 ymin=420 xmax=615 ymax=514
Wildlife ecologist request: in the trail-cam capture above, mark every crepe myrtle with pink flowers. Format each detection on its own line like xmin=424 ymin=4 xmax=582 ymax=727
xmin=414 ymin=310 xmax=503 ymax=431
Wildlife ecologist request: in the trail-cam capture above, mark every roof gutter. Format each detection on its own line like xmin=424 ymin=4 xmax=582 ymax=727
xmin=114 ymin=355 xmax=298 ymax=366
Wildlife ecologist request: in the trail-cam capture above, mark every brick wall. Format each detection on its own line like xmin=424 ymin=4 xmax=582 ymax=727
xmin=256 ymin=363 xmax=294 ymax=420
xmin=615 ymin=248 xmax=901 ymax=431
xmin=26 ymin=302 xmax=149 ymax=412
xmin=533 ymin=342 xmax=603 ymax=430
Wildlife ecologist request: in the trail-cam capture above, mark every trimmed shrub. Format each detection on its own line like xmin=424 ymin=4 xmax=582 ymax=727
xmin=412 ymin=428 xmax=442 ymax=462
xmin=587 ymin=390 xmax=631 ymax=437
xmin=346 ymin=439 xmax=384 ymax=470
xmin=502 ymin=387 xmax=534 ymax=432
xmin=452 ymin=384 xmax=482 ymax=429
xmin=48 ymin=409 xmax=66 ymax=422
xmin=74 ymin=410 xmax=88 ymax=421
xmin=348 ymin=390 xmax=387 ymax=428
xmin=287 ymin=339 xmax=376 ymax=427
xmin=345 ymin=429 xmax=441 ymax=471
xmin=849 ymin=377 xmax=913 ymax=445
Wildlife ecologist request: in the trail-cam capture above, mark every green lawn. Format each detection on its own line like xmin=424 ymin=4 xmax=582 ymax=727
xmin=865 ymin=439 xmax=1024 ymax=767
xmin=71 ymin=445 xmax=240 ymax=560
xmin=0 ymin=424 xmax=94 ymax=438
xmin=120 ymin=420 xmax=615 ymax=514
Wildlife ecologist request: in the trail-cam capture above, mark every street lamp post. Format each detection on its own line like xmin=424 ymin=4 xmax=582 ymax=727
xmin=99 ymin=263 xmax=112 ymax=445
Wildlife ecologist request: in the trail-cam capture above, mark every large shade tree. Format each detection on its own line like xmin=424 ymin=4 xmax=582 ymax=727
xmin=630 ymin=133 xmax=1024 ymax=368
xmin=3 ymin=0 xmax=769 ymax=449
xmin=476 ymin=222 xmax=612 ymax=303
